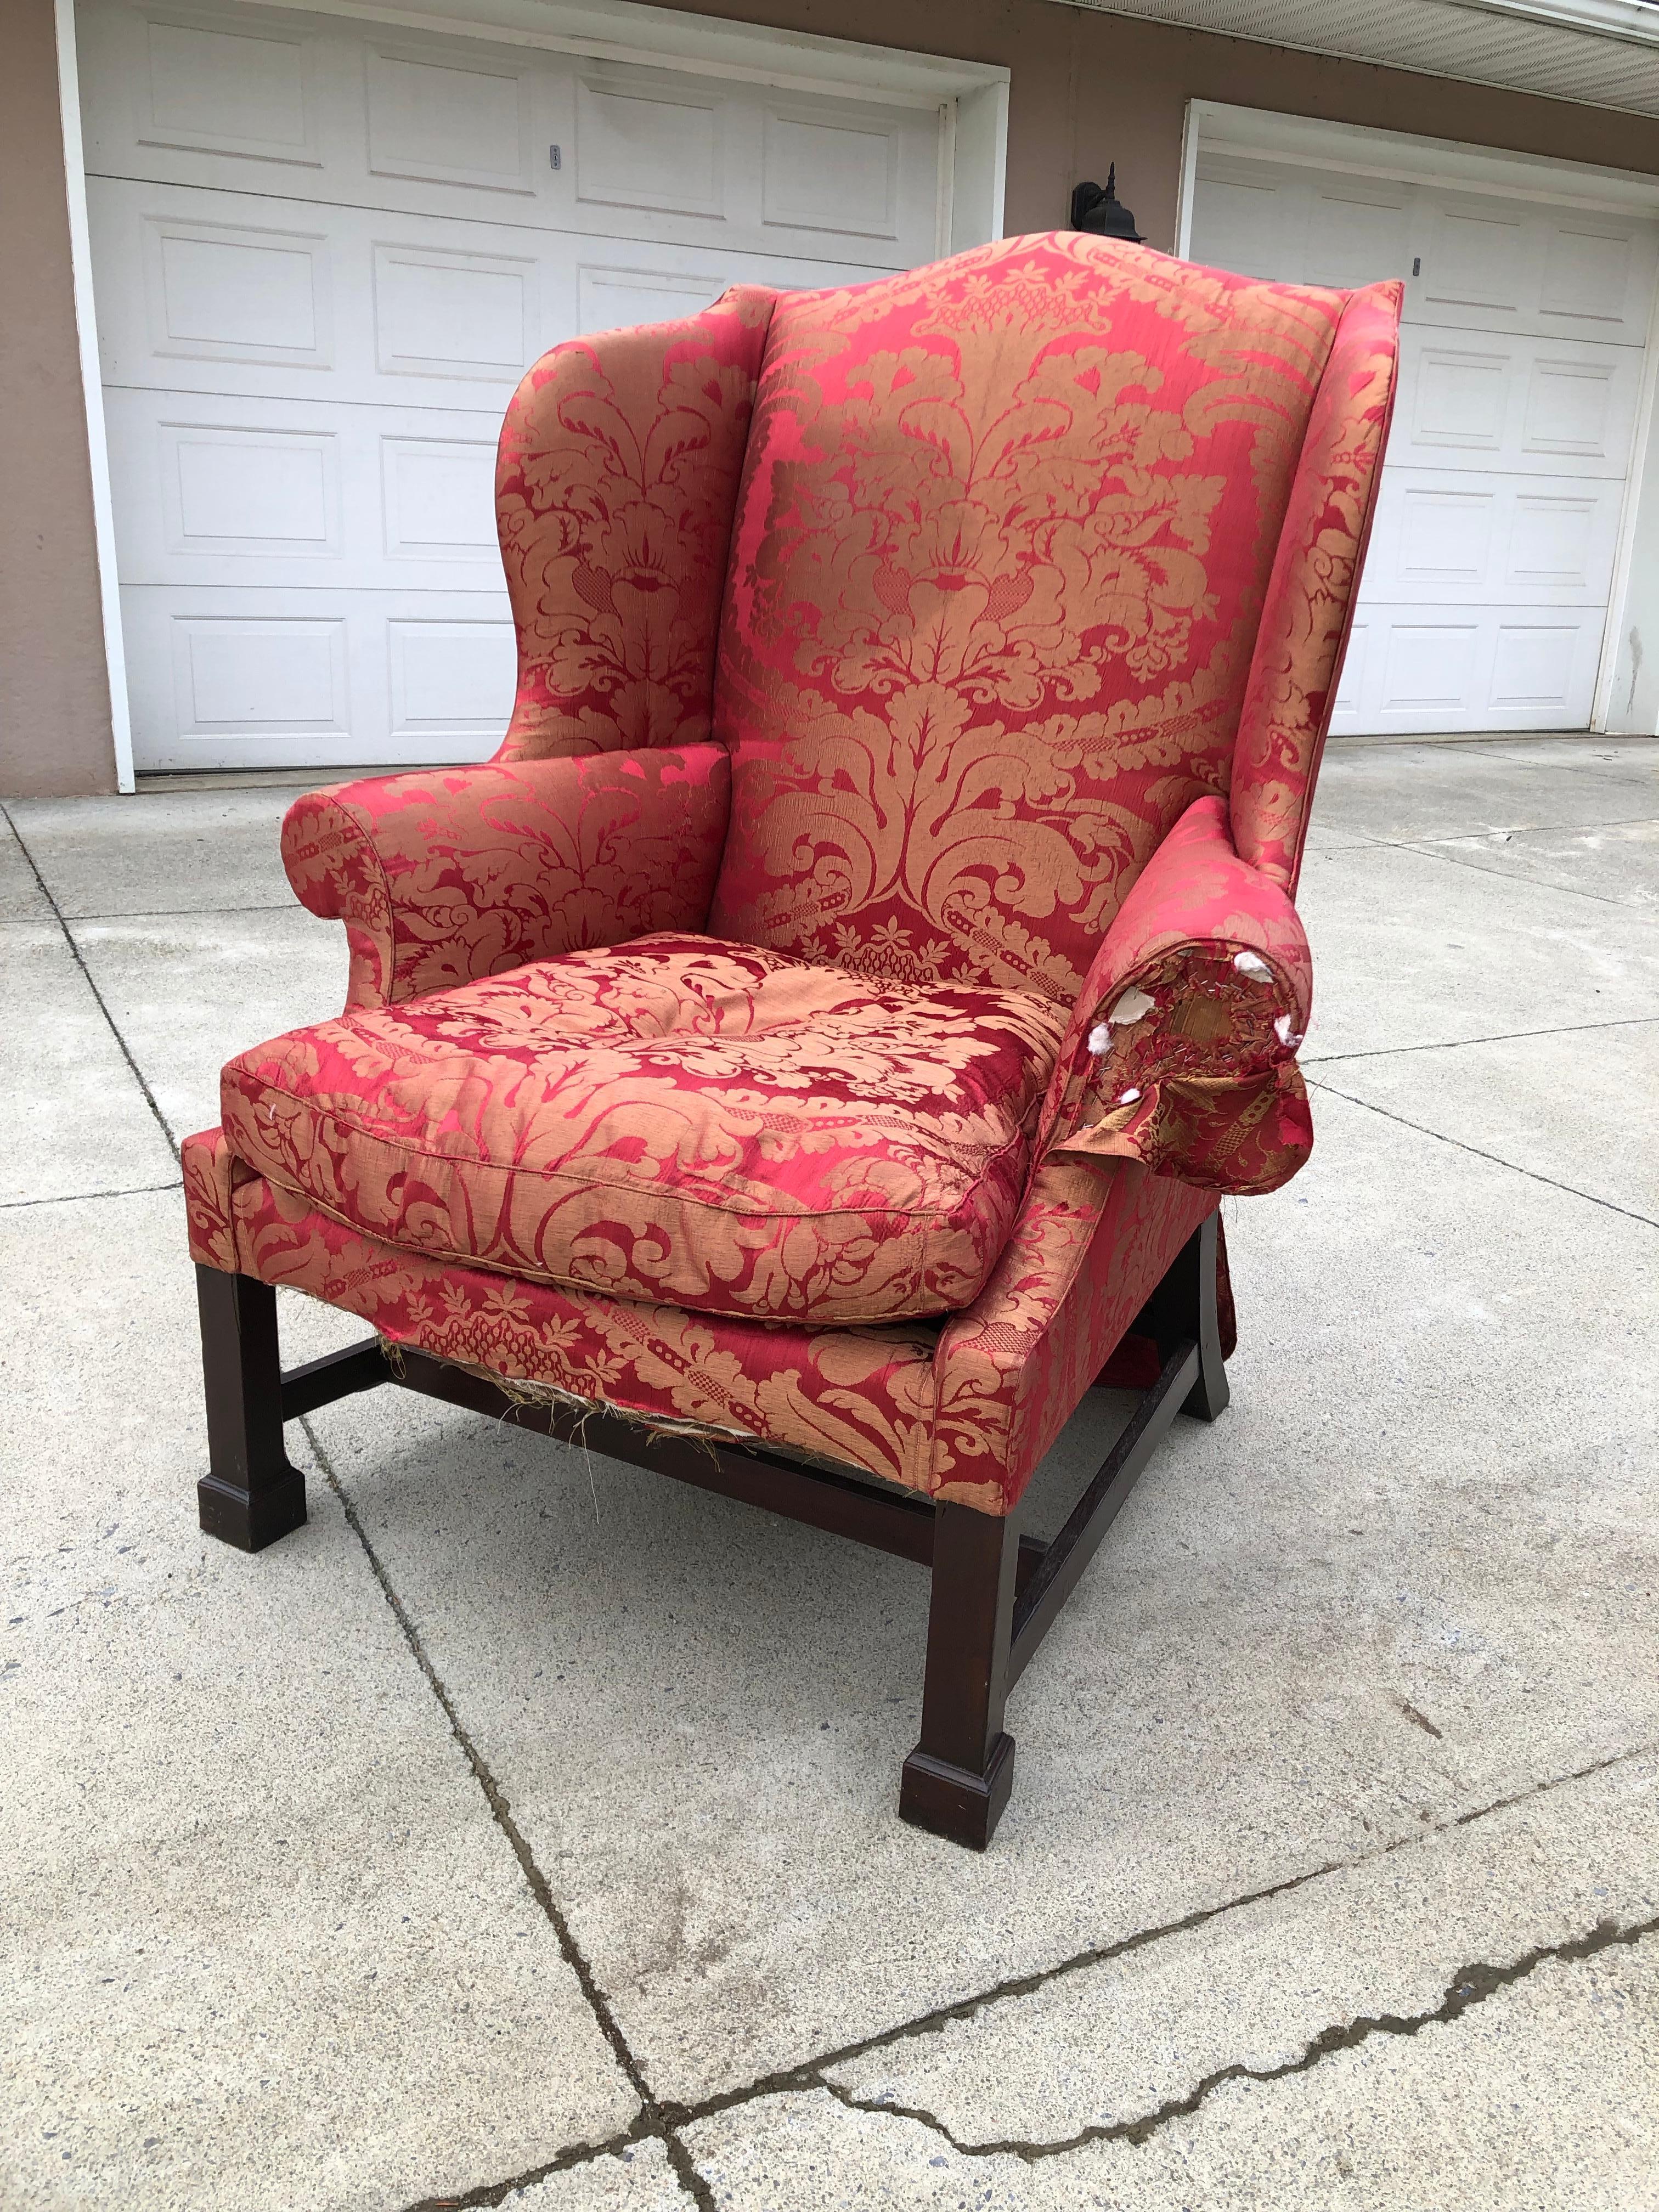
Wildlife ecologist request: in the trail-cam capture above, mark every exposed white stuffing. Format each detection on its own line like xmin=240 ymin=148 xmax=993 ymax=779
xmin=1119 ymin=1087 xmax=1142 ymax=1105
xmin=1233 ymin=950 xmax=1273 ymax=981
xmin=1087 ymin=1023 xmax=1112 ymax=1056
xmin=1275 ymin=1012 xmax=1305 ymax=1048
xmin=1107 ymin=985 xmax=1155 ymax=1026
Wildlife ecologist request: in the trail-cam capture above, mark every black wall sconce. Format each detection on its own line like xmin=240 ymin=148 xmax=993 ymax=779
xmin=1071 ymin=166 xmax=1144 ymax=244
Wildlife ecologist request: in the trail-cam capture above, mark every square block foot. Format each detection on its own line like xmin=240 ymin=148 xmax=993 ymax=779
xmin=198 ymin=1470 xmax=308 ymax=1553
xmin=898 ymin=1731 xmax=1015 ymax=1850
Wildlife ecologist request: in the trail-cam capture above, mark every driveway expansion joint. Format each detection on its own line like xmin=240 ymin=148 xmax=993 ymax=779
xmin=650 ymin=1740 xmax=1652 ymax=2147
xmin=298 ymin=1451 xmax=1649 ymax=2209
xmin=303 ymin=1417 xmax=720 ymax=2212
xmin=1304 ymin=1011 xmax=1659 ymax=1066
xmin=1306 ymin=1076 xmax=1659 ymax=1228
xmin=1 ymin=800 xmax=182 ymax=1158
xmin=0 ymin=1178 xmax=184 ymax=1210
xmin=812 ymin=1911 xmax=1659 ymax=2164
xmin=398 ymin=2118 xmax=656 ymax=2211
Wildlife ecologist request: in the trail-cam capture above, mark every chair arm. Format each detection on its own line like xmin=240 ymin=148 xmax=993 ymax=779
xmin=1040 ymin=793 xmax=1313 ymax=1195
xmin=281 ymin=743 xmax=730 ymax=1009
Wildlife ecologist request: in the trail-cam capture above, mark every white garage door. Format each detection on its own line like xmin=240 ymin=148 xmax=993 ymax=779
xmin=1188 ymin=156 xmax=1659 ymax=735
xmin=78 ymin=0 xmax=947 ymax=771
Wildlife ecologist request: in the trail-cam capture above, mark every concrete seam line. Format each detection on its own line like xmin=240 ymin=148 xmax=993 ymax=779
xmin=1 ymin=800 xmax=180 ymax=1158
xmin=0 ymin=1179 xmax=184 ymax=1209
xmin=810 ymin=1912 xmax=1659 ymax=2164
xmin=1304 ymin=1011 xmax=1659 ymax=1066
xmin=53 ymin=900 xmax=298 ymax=921
xmin=1395 ymin=832 xmax=1659 ymax=911
xmin=393 ymin=2111 xmax=665 ymax=2212
xmin=652 ymin=1743 xmax=1651 ymax=2134
xmin=1306 ymin=1075 xmax=1659 ymax=1229
xmin=373 ymin=1736 xmax=1654 ymax=2210
xmin=300 ymin=1416 xmax=720 ymax=2212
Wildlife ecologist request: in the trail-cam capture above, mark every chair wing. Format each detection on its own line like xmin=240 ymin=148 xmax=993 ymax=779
xmin=495 ymin=288 xmax=775 ymax=761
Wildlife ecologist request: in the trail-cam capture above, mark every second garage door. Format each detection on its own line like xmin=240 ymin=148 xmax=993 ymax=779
xmin=78 ymin=0 xmax=950 ymax=772
xmin=1188 ymin=154 xmax=1659 ymax=736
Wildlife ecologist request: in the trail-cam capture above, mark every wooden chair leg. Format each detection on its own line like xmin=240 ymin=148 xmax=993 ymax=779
xmin=899 ymin=1502 xmax=1018 ymax=1849
xmin=1138 ymin=1211 xmax=1231 ymax=1424
xmin=195 ymin=1265 xmax=308 ymax=1552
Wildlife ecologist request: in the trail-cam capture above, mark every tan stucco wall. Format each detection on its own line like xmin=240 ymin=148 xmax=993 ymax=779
xmin=12 ymin=0 xmax=1659 ymax=794
xmin=1 ymin=0 xmax=117 ymax=797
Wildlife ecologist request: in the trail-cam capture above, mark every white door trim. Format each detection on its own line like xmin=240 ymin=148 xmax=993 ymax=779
xmin=54 ymin=0 xmax=134 ymax=793
xmin=1177 ymin=99 xmax=1659 ymax=734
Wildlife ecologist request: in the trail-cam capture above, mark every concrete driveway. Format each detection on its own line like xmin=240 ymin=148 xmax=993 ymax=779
xmin=3 ymin=735 xmax=1657 ymax=2210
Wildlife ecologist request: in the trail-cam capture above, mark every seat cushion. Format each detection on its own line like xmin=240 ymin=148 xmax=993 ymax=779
xmin=219 ymin=933 xmax=1067 ymax=1325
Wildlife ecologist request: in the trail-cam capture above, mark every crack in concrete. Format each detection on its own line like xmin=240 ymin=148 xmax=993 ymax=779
xmin=1 ymin=800 xmax=182 ymax=1159
xmin=816 ymin=1911 xmax=1659 ymax=2164
xmin=400 ymin=2118 xmax=651 ymax=2211
xmin=656 ymin=1741 xmax=1649 ymax=2135
xmin=1306 ymin=1076 xmax=1659 ymax=1229
xmin=302 ymin=1420 xmax=716 ymax=2212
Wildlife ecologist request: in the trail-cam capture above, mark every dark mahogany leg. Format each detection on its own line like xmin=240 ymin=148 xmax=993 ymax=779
xmin=1139 ymin=1211 xmax=1230 ymax=1423
xmin=899 ymin=1502 xmax=1018 ymax=1849
xmin=195 ymin=1265 xmax=307 ymax=1551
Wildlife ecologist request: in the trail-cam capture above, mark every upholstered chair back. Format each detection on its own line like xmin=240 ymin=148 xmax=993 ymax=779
xmin=491 ymin=235 xmax=1398 ymax=1002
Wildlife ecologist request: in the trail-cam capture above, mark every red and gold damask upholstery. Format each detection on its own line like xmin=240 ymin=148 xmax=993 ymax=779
xmin=187 ymin=233 xmax=1402 ymax=1516
xmin=494 ymin=288 xmax=774 ymax=760
xmin=217 ymin=934 xmax=1065 ymax=1327
xmin=282 ymin=744 xmax=730 ymax=1009
xmin=1042 ymin=793 xmax=1314 ymax=1195
xmin=1230 ymin=281 xmax=1401 ymax=890
xmin=180 ymin=1125 xmax=1206 ymax=1513
xmin=708 ymin=238 xmax=1360 ymax=1001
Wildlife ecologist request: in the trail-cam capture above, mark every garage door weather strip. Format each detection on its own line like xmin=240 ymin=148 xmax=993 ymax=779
xmin=191 ymin=1216 xmax=1228 ymax=1851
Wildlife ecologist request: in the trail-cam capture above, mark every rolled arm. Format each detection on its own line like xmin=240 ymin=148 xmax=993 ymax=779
xmin=282 ymin=743 xmax=731 ymax=1009
xmin=1040 ymin=794 xmax=1314 ymax=1196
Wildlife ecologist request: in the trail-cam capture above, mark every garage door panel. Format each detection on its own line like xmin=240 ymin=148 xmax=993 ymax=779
xmin=1191 ymin=156 xmax=1659 ymax=345
xmin=1393 ymin=329 xmax=1643 ymax=477
xmin=1330 ymin=606 xmax=1604 ymax=734
xmin=364 ymin=41 xmax=539 ymax=199
xmin=121 ymin=586 xmax=514 ymax=770
xmin=78 ymin=0 xmax=328 ymax=172
xmin=575 ymin=63 xmax=730 ymax=223
xmin=1362 ymin=469 xmax=1623 ymax=605
xmin=93 ymin=177 xmax=886 ymax=410
xmin=1417 ymin=193 xmax=1658 ymax=343
xmin=139 ymin=207 xmax=336 ymax=372
xmin=105 ymin=389 xmax=510 ymax=591
xmin=80 ymin=0 xmax=943 ymax=270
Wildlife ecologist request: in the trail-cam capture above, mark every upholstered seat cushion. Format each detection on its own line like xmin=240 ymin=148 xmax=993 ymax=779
xmin=219 ymin=932 xmax=1066 ymax=1325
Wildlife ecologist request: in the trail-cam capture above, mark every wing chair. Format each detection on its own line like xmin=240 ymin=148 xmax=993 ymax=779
xmin=184 ymin=232 xmax=1400 ymax=1849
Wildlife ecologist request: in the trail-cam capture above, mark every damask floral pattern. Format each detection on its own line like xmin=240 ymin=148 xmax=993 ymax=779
xmin=494 ymin=290 xmax=775 ymax=760
xmin=219 ymin=933 xmax=1068 ymax=1327
xmin=181 ymin=1133 xmax=1210 ymax=1514
xmin=184 ymin=235 xmax=1404 ymax=1517
xmin=1230 ymin=282 xmax=1403 ymax=889
xmin=709 ymin=234 xmax=1352 ymax=1002
xmin=281 ymin=746 xmax=729 ymax=1008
